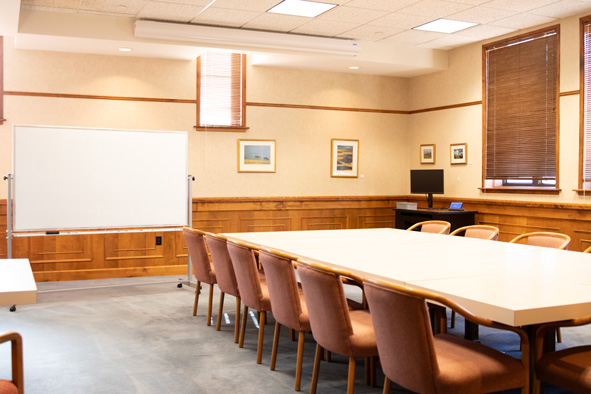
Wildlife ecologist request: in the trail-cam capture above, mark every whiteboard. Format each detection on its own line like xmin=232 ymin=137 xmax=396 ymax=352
xmin=13 ymin=125 xmax=188 ymax=231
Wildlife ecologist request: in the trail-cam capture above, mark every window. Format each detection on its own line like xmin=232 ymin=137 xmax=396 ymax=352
xmin=580 ymin=16 xmax=591 ymax=191
xmin=196 ymin=52 xmax=246 ymax=131
xmin=482 ymin=26 xmax=559 ymax=193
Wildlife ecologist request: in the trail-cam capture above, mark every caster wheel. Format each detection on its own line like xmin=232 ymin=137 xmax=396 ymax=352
xmin=9 ymin=305 xmax=16 ymax=312
xmin=177 ymin=283 xmax=183 ymax=288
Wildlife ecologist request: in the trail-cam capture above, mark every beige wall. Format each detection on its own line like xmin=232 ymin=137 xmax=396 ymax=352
xmin=408 ymin=13 xmax=591 ymax=204
xmin=0 ymin=39 xmax=410 ymax=199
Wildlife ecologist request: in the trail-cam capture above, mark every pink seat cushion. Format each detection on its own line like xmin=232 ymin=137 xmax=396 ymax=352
xmin=348 ymin=310 xmax=379 ymax=357
xmin=0 ymin=380 xmax=18 ymax=394
xmin=434 ymin=334 xmax=525 ymax=394
xmin=536 ymin=345 xmax=591 ymax=393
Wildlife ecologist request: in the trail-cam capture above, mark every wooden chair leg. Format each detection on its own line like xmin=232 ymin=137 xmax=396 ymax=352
xmin=310 ymin=344 xmax=322 ymax=394
xmin=216 ymin=292 xmax=225 ymax=331
xmin=271 ymin=322 xmax=281 ymax=370
xmin=239 ymin=305 xmax=248 ymax=348
xmin=556 ymin=327 xmax=562 ymax=343
xmin=451 ymin=310 xmax=456 ymax=329
xmin=383 ymin=377 xmax=391 ymax=394
xmin=193 ymin=280 xmax=201 ymax=316
xmin=326 ymin=350 xmax=332 ymax=362
xmin=206 ymin=284 xmax=214 ymax=326
xmin=371 ymin=356 xmax=377 ymax=387
xmin=348 ymin=357 xmax=356 ymax=394
xmin=295 ymin=331 xmax=305 ymax=391
xmin=234 ymin=296 xmax=241 ymax=344
xmin=256 ymin=310 xmax=266 ymax=364
xmin=290 ymin=328 xmax=295 ymax=341
xmin=365 ymin=357 xmax=370 ymax=385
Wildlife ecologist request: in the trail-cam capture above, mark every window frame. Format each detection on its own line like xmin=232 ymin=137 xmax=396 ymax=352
xmin=481 ymin=25 xmax=561 ymax=195
xmin=579 ymin=16 xmax=591 ymax=193
xmin=0 ymin=36 xmax=4 ymax=126
xmin=196 ymin=52 xmax=247 ymax=132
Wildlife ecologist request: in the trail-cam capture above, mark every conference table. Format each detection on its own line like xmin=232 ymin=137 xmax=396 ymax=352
xmin=0 ymin=259 xmax=37 ymax=311
xmin=224 ymin=228 xmax=591 ymax=391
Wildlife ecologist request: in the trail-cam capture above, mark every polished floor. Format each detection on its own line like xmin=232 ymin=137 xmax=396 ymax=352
xmin=0 ymin=275 xmax=583 ymax=393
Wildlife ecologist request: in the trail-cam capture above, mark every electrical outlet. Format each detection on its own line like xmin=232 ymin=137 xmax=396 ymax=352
xmin=156 ymin=236 xmax=162 ymax=245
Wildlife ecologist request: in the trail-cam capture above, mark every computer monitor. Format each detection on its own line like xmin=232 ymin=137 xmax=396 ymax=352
xmin=410 ymin=169 xmax=444 ymax=209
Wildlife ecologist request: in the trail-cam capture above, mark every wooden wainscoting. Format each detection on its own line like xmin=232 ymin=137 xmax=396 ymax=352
xmin=2 ymin=195 xmax=591 ymax=281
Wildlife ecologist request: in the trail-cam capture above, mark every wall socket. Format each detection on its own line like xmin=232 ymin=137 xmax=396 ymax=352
xmin=156 ymin=236 xmax=162 ymax=245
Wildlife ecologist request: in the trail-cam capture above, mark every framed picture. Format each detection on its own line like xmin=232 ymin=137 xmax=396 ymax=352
xmin=237 ymin=139 xmax=276 ymax=173
xmin=420 ymin=144 xmax=435 ymax=164
xmin=331 ymin=139 xmax=359 ymax=178
xmin=450 ymin=143 xmax=467 ymax=165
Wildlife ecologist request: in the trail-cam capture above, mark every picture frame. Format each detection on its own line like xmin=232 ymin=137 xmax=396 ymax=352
xmin=420 ymin=144 xmax=435 ymax=164
xmin=450 ymin=143 xmax=467 ymax=165
xmin=331 ymin=139 xmax=359 ymax=178
xmin=237 ymin=139 xmax=276 ymax=173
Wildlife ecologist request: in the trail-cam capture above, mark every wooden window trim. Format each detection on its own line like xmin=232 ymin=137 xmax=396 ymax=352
xmin=0 ymin=36 xmax=4 ymax=125
xmin=481 ymin=25 xmax=560 ymax=194
xmin=579 ymin=16 xmax=591 ymax=191
xmin=195 ymin=53 xmax=248 ymax=132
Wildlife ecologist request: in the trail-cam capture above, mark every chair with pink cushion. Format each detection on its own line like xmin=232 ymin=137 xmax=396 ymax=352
xmin=0 ymin=332 xmax=23 ymax=394
xmin=226 ymin=239 xmax=273 ymax=364
xmin=450 ymin=225 xmax=499 ymax=240
xmin=258 ymin=248 xmax=311 ymax=391
xmin=204 ymin=233 xmax=241 ymax=343
xmin=510 ymin=232 xmax=570 ymax=250
xmin=182 ymin=227 xmax=217 ymax=324
xmin=363 ymin=278 xmax=529 ymax=394
xmin=297 ymin=259 xmax=378 ymax=394
xmin=406 ymin=220 xmax=451 ymax=234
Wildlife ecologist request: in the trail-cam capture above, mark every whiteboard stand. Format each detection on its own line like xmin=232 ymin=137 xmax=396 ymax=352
xmin=178 ymin=175 xmax=195 ymax=290
xmin=3 ymin=174 xmax=13 ymax=259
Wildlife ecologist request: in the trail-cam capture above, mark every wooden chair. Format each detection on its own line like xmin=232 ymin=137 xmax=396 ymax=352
xmin=407 ymin=220 xmax=451 ymax=235
xmin=226 ymin=239 xmax=273 ymax=364
xmin=204 ymin=233 xmax=242 ymax=343
xmin=450 ymin=225 xmax=499 ymax=240
xmin=0 ymin=332 xmax=23 ymax=394
xmin=363 ymin=278 xmax=529 ymax=394
xmin=297 ymin=259 xmax=378 ymax=394
xmin=258 ymin=248 xmax=311 ymax=391
xmin=534 ymin=315 xmax=591 ymax=394
xmin=509 ymin=232 xmax=570 ymax=250
xmin=583 ymin=245 xmax=591 ymax=253
xmin=182 ymin=227 xmax=217 ymax=324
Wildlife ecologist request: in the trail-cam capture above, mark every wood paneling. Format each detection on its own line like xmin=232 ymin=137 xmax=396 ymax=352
xmin=3 ymin=195 xmax=591 ymax=281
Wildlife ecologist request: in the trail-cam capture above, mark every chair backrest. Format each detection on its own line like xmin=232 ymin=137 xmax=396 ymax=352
xmin=407 ymin=220 xmax=451 ymax=235
xmin=297 ymin=260 xmax=356 ymax=355
xmin=182 ymin=227 xmax=216 ymax=284
xmin=450 ymin=225 xmax=499 ymax=240
xmin=0 ymin=332 xmax=23 ymax=394
xmin=258 ymin=248 xmax=309 ymax=332
xmin=204 ymin=233 xmax=240 ymax=297
xmin=363 ymin=280 xmax=439 ymax=394
xmin=226 ymin=239 xmax=268 ymax=311
xmin=510 ymin=232 xmax=570 ymax=250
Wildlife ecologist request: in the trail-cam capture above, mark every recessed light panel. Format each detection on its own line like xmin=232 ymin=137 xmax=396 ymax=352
xmin=268 ymin=0 xmax=337 ymax=18
xmin=413 ymin=19 xmax=477 ymax=34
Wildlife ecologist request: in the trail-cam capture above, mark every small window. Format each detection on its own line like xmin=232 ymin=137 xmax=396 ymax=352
xmin=196 ymin=52 xmax=247 ymax=131
xmin=580 ymin=16 xmax=591 ymax=191
xmin=482 ymin=26 xmax=559 ymax=193
xmin=0 ymin=37 xmax=4 ymax=126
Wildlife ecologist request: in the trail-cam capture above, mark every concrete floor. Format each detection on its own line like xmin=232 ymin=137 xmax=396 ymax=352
xmin=0 ymin=275 xmax=583 ymax=393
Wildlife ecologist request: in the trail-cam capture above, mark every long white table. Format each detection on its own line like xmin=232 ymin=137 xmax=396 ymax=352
xmin=224 ymin=228 xmax=591 ymax=327
xmin=0 ymin=259 xmax=38 ymax=310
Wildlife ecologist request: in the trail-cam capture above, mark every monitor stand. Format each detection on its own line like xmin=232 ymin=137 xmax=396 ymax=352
xmin=427 ymin=193 xmax=433 ymax=209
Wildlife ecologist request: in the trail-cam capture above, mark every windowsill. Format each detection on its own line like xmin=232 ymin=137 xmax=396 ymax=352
xmin=194 ymin=126 xmax=249 ymax=132
xmin=480 ymin=187 xmax=561 ymax=195
xmin=574 ymin=189 xmax=591 ymax=195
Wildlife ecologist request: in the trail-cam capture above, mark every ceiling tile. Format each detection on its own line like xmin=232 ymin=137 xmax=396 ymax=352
xmin=342 ymin=0 xmax=422 ymax=12
xmin=368 ymin=12 xmax=434 ymax=29
xmin=211 ymin=0 xmax=284 ymax=12
xmin=137 ymin=1 xmax=204 ymax=22
xmin=455 ymin=23 xmax=516 ymax=39
xmin=292 ymin=19 xmax=359 ymax=36
xmin=379 ymin=29 xmax=446 ymax=45
xmin=529 ymin=0 xmax=591 ymax=19
xmin=483 ymin=0 xmax=560 ymax=13
xmin=191 ymin=7 xmax=261 ymax=27
xmin=446 ymin=6 xmax=518 ymax=24
xmin=318 ymin=6 xmax=389 ymax=24
xmin=337 ymin=25 xmax=405 ymax=41
xmin=80 ymin=0 xmax=147 ymax=16
xmin=397 ymin=0 xmax=473 ymax=19
xmin=21 ymin=0 xmax=80 ymax=10
xmin=416 ymin=33 xmax=478 ymax=49
xmin=243 ymin=12 xmax=310 ymax=32
xmin=444 ymin=0 xmax=489 ymax=4
xmin=490 ymin=13 xmax=557 ymax=29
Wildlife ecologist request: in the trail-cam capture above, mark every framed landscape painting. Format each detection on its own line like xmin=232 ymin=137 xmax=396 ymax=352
xmin=420 ymin=144 xmax=435 ymax=164
xmin=450 ymin=143 xmax=467 ymax=165
xmin=238 ymin=139 xmax=276 ymax=173
xmin=331 ymin=139 xmax=359 ymax=178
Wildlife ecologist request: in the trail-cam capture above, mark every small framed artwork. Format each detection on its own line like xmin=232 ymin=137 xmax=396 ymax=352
xmin=450 ymin=143 xmax=467 ymax=165
xmin=331 ymin=139 xmax=359 ymax=178
xmin=237 ymin=139 xmax=276 ymax=173
xmin=420 ymin=144 xmax=435 ymax=164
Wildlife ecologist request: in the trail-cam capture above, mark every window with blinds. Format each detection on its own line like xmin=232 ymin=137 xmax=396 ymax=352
xmin=197 ymin=52 xmax=246 ymax=130
xmin=581 ymin=17 xmax=591 ymax=190
xmin=483 ymin=26 xmax=559 ymax=192
xmin=0 ymin=37 xmax=4 ymax=126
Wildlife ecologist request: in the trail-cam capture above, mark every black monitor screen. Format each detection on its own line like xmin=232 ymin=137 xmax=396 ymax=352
xmin=410 ymin=169 xmax=444 ymax=195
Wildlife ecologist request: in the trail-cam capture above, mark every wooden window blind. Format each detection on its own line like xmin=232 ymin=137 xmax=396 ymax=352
xmin=582 ymin=18 xmax=591 ymax=185
xmin=0 ymin=37 xmax=4 ymax=126
xmin=196 ymin=52 xmax=246 ymax=130
xmin=483 ymin=27 xmax=559 ymax=186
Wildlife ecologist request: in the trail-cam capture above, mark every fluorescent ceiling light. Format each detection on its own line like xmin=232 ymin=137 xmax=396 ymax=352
xmin=413 ymin=19 xmax=477 ymax=34
xmin=118 ymin=47 xmax=133 ymax=52
xmin=268 ymin=0 xmax=337 ymax=18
